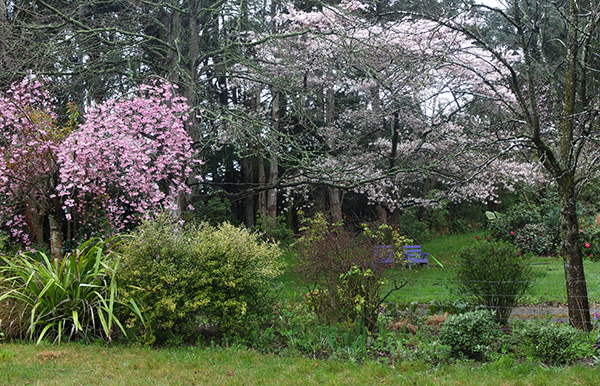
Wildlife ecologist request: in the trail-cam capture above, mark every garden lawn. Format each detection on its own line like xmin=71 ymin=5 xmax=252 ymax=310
xmin=1 ymin=343 xmax=600 ymax=385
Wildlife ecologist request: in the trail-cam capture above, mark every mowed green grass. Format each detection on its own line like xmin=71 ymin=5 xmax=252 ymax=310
xmin=2 ymin=343 xmax=600 ymax=385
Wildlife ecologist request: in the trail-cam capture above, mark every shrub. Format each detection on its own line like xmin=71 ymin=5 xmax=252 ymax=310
xmin=512 ymin=321 xmax=594 ymax=365
xmin=116 ymin=215 xmax=283 ymax=345
xmin=454 ymin=241 xmax=533 ymax=324
xmin=0 ymin=237 xmax=140 ymax=344
xmin=438 ymin=310 xmax=502 ymax=361
xmin=294 ymin=213 xmax=409 ymax=331
xmin=578 ymin=225 xmax=600 ymax=261
xmin=188 ymin=197 xmax=239 ymax=226
xmin=255 ymin=214 xmax=295 ymax=246
xmin=513 ymin=223 xmax=555 ymax=255
xmin=487 ymin=197 xmax=561 ymax=255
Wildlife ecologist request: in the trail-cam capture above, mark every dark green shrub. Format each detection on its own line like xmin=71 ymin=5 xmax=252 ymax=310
xmin=438 ymin=310 xmax=502 ymax=361
xmin=255 ymin=214 xmax=295 ymax=246
xmin=117 ymin=215 xmax=283 ymax=345
xmin=189 ymin=197 xmax=239 ymax=226
xmin=396 ymin=210 xmax=432 ymax=242
xmin=454 ymin=241 xmax=533 ymax=324
xmin=0 ymin=237 xmax=140 ymax=344
xmin=512 ymin=321 xmax=594 ymax=365
xmin=579 ymin=225 xmax=600 ymax=261
xmin=487 ymin=197 xmax=561 ymax=255
xmin=513 ymin=223 xmax=555 ymax=255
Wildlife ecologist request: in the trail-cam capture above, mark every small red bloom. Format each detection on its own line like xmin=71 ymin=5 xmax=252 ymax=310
xmin=476 ymin=235 xmax=479 ymax=240
xmin=585 ymin=243 xmax=591 ymax=249
xmin=510 ymin=231 xmax=515 ymax=236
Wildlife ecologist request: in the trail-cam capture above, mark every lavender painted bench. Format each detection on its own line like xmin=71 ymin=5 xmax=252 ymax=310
xmin=373 ymin=245 xmax=394 ymax=264
xmin=402 ymin=245 xmax=429 ymax=269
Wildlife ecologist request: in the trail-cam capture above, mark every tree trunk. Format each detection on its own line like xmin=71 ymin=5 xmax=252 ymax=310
xmin=25 ymin=201 xmax=44 ymax=244
xmin=48 ymin=213 xmax=63 ymax=260
xmin=328 ymin=187 xmax=343 ymax=222
xmin=267 ymin=152 xmax=278 ymax=220
xmin=242 ymin=157 xmax=255 ymax=227
xmin=267 ymin=88 xmax=280 ymax=220
xmin=560 ymin=191 xmax=592 ymax=331
xmin=325 ymin=88 xmax=343 ymax=221
xmin=257 ymin=153 xmax=267 ymax=217
xmin=0 ymin=0 xmax=7 ymax=23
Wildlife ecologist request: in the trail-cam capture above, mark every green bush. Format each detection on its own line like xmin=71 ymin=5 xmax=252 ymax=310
xmin=294 ymin=213 xmax=409 ymax=331
xmin=454 ymin=241 xmax=532 ymax=324
xmin=513 ymin=223 xmax=555 ymax=255
xmin=438 ymin=310 xmax=502 ymax=361
xmin=255 ymin=214 xmax=295 ymax=246
xmin=512 ymin=321 xmax=594 ymax=365
xmin=579 ymin=225 xmax=600 ymax=261
xmin=188 ymin=197 xmax=239 ymax=226
xmin=116 ymin=215 xmax=283 ymax=345
xmin=0 ymin=237 xmax=140 ymax=344
xmin=487 ymin=197 xmax=561 ymax=255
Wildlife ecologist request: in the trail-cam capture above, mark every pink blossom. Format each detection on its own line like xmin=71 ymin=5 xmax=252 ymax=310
xmin=0 ymin=77 xmax=201 ymax=246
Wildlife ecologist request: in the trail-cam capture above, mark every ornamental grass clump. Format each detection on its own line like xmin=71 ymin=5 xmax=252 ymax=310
xmin=116 ymin=215 xmax=283 ymax=345
xmin=454 ymin=240 xmax=532 ymax=324
xmin=0 ymin=237 xmax=140 ymax=344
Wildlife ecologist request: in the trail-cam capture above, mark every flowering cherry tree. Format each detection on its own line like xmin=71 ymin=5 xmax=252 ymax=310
xmin=226 ymin=1 xmax=541 ymax=219
xmin=0 ymin=77 xmax=198 ymax=259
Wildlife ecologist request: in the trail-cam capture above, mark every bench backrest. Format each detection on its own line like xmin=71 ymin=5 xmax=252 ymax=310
xmin=403 ymin=245 xmax=422 ymax=257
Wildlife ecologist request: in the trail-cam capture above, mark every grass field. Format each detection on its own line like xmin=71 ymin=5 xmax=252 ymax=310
xmin=2 ymin=343 xmax=600 ymax=385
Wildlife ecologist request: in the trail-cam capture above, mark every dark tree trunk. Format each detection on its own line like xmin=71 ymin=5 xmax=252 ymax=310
xmin=242 ymin=157 xmax=255 ymax=227
xmin=560 ymin=191 xmax=592 ymax=331
xmin=257 ymin=153 xmax=267 ymax=217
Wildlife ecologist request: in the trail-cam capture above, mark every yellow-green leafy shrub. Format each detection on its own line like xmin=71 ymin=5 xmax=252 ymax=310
xmin=117 ymin=216 xmax=283 ymax=345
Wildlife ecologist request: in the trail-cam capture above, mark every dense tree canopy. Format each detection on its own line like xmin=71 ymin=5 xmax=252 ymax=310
xmin=3 ymin=0 xmax=600 ymax=328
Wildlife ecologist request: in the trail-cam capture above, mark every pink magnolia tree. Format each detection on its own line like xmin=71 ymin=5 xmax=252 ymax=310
xmin=0 ymin=77 xmax=198 ymax=259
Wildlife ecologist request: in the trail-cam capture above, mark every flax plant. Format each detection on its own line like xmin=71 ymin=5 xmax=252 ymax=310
xmin=0 ymin=237 xmax=143 ymax=344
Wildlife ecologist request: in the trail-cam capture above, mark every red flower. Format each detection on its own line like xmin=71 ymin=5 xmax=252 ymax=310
xmin=580 ymin=229 xmax=584 ymax=233
xmin=476 ymin=235 xmax=479 ymax=240
xmin=585 ymin=243 xmax=591 ymax=249
xmin=510 ymin=231 xmax=515 ymax=236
